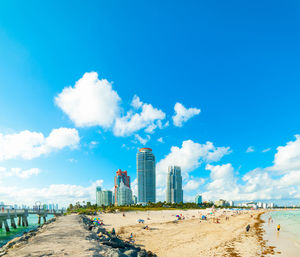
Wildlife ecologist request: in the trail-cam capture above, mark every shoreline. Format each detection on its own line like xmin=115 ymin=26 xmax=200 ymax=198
xmin=262 ymin=210 xmax=300 ymax=256
xmin=0 ymin=217 xmax=57 ymax=256
xmin=1 ymin=209 xmax=295 ymax=257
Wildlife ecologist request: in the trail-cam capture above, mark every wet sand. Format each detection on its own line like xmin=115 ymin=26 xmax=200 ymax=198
xmin=262 ymin=213 xmax=300 ymax=257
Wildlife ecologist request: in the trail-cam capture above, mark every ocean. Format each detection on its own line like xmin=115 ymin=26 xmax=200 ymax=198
xmin=262 ymin=210 xmax=300 ymax=256
xmin=0 ymin=214 xmax=54 ymax=247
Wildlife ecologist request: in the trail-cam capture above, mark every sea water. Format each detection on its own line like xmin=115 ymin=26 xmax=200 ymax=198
xmin=262 ymin=210 xmax=300 ymax=256
xmin=0 ymin=214 xmax=54 ymax=247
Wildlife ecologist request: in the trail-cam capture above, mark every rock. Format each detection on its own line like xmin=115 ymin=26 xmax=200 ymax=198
xmin=123 ymin=249 xmax=138 ymax=257
xmin=137 ymin=250 xmax=147 ymax=257
xmin=105 ymin=248 xmax=128 ymax=257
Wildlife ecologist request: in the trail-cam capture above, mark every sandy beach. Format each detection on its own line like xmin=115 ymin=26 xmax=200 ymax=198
xmin=1 ymin=209 xmax=277 ymax=257
xmin=100 ymin=209 xmax=274 ymax=257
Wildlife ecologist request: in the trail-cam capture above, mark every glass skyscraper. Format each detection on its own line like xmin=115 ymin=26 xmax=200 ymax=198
xmin=96 ymin=187 xmax=113 ymax=206
xmin=195 ymin=195 xmax=202 ymax=205
xmin=137 ymin=148 xmax=156 ymax=203
xmin=166 ymin=166 xmax=183 ymax=203
xmin=114 ymin=169 xmax=130 ymax=205
xmin=116 ymin=181 xmax=133 ymax=206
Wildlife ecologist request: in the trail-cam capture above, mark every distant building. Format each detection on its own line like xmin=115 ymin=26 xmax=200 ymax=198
xmin=228 ymin=201 xmax=234 ymax=207
xmin=195 ymin=195 xmax=202 ymax=205
xmin=116 ymin=181 xmax=133 ymax=206
xmin=96 ymin=187 xmax=113 ymax=206
xmin=214 ymin=199 xmax=229 ymax=207
xmin=114 ymin=169 xmax=130 ymax=205
xmin=137 ymin=148 xmax=156 ymax=204
xmin=257 ymin=202 xmax=263 ymax=208
xmin=262 ymin=203 xmax=267 ymax=209
xmin=132 ymin=195 xmax=138 ymax=204
xmin=166 ymin=166 xmax=183 ymax=203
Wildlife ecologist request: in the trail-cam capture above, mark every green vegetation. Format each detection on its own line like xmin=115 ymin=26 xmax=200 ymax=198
xmin=66 ymin=201 xmax=214 ymax=215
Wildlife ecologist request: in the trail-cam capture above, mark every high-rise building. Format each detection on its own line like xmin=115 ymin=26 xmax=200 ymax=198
xmin=195 ymin=195 xmax=202 ymax=205
xmin=116 ymin=181 xmax=133 ymax=206
xmin=114 ymin=169 xmax=130 ymax=205
xmin=96 ymin=186 xmax=102 ymax=206
xmin=132 ymin=195 xmax=138 ymax=204
xmin=166 ymin=166 xmax=183 ymax=203
xmin=96 ymin=187 xmax=113 ymax=206
xmin=137 ymin=148 xmax=156 ymax=204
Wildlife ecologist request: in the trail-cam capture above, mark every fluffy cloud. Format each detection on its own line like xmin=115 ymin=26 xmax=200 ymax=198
xmin=134 ymin=134 xmax=150 ymax=145
xmin=55 ymin=72 xmax=121 ymax=128
xmin=0 ymin=180 xmax=103 ymax=207
xmin=172 ymin=103 xmax=200 ymax=127
xmin=0 ymin=128 xmax=79 ymax=161
xmin=156 ymin=139 xmax=231 ymax=189
xmin=183 ymin=178 xmax=205 ymax=192
xmin=113 ymin=96 xmax=166 ymax=136
xmin=201 ymin=136 xmax=300 ymax=201
xmin=273 ymin=135 xmax=300 ymax=172
xmin=246 ymin=146 xmax=254 ymax=153
xmin=157 ymin=137 xmax=164 ymax=143
xmin=0 ymin=167 xmax=40 ymax=179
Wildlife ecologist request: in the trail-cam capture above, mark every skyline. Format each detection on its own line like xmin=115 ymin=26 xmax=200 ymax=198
xmin=1 ymin=1 xmax=300 ymax=207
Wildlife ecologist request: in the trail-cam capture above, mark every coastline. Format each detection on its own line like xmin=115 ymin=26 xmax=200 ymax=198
xmin=0 ymin=217 xmax=56 ymax=256
xmin=261 ymin=210 xmax=300 ymax=256
xmin=101 ymin=208 xmax=274 ymax=257
xmin=1 ymin=209 xmax=295 ymax=257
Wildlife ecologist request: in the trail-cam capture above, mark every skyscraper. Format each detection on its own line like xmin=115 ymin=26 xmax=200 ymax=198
xmin=114 ymin=169 xmax=130 ymax=205
xmin=195 ymin=195 xmax=202 ymax=205
xmin=137 ymin=148 xmax=156 ymax=203
xmin=116 ymin=181 xmax=133 ymax=205
xmin=96 ymin=187 xmax=113 ymax=206
xmin=166 ymin=166 xmax=183 ymax=203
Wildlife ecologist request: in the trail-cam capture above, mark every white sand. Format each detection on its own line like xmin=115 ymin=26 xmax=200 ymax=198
xmin=100 ymin=208 xmax=268 ymax=257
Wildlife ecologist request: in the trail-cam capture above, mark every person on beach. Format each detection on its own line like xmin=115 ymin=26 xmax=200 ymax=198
xmin=111 ymin=228 xmax=116 ymax=236
xmin=246 ymin=224 xmax=250 ymax=232
xmin=277 ymin=224 xmax=280 ymax=231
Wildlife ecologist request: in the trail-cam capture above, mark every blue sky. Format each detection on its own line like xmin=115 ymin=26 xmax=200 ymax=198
xmin=1 ymin=1 xmax=300 ymax=206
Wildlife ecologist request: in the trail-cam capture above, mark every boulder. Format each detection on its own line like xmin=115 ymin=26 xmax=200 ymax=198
xmin=123 ymin=249 xmax=138 ymax=257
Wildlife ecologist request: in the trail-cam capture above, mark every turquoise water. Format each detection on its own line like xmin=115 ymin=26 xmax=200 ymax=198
xmin=267 ymin=210 xmax=300 ymax=246
xmin=0 ymin=214 xmax=54 ymax=247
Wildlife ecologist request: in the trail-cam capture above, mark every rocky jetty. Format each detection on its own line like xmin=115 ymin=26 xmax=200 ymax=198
xmin=81 ymin=215 xmax=157 ymax=257
xmin=0 ymin=217 xmax=56 ymax=256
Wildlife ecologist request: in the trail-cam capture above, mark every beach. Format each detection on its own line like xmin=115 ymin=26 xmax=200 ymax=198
xmin=0 ymin=209 xmax=280 ymax=257
xmin=100 ymin=208 xmax=273 ymax=257
xmin=262 ymin=210 xmax=300 ymax=256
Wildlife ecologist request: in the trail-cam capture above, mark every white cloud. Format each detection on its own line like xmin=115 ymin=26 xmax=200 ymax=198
xmin=0 ymin=180 xmax=103 ymax=207
xmin=131 ymin=95 xmax=143 ymax=109
xmin=183 ymin=178 xmax=205 ymax=192
xmin=156 ymin=139 xmax=231 ymax=189
xmin=154 ymin=139 xmax=230 ymax=202
xmin=0 ymin=128 xmax=79 ymax=161
xmin=246 ymin=146 xmax=254 ymax=153
xmin=89 ymin=141 xmax=98 ymax=149
xmin=0 ymin=167 xmax=40 ymax=179
xmin=205 ymin=164 xmax=237 ymax=196
xmin=157 ymin=137 xmax=164 ymax=143
xmin=172 ymin=103 xmax=200 ymax=127
xmin=201 ymin=135 xmax=300 ymax=201
xmin=113 ymin=96 xmax=166 ymax=136
xmin=131 ymin=179 xmax=138 ymax=197
xmin=134 ymin=134 xmax=150 ymax=145
xmin=273 ymin=135 xmax=300 ymax=172
xmin=262 ymin=148 xmax=271 ymax=153
xmin=55 ymin=72 xmax=121 ymax=128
